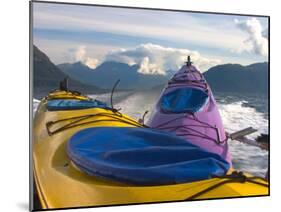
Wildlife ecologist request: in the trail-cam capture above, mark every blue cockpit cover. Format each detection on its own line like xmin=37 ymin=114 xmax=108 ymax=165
xmin=161 ymin=88 xmax=209 ymax=113
xmin=47 ymin=99 xmax=107 ymax=111
xmin=67 ymin=127 xmax=230 ymax=185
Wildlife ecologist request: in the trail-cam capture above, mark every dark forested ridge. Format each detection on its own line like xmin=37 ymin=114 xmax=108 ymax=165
xmin=203 ymin=62 xmax=268 ymax=93
xmin=33 ymin=45 xmax=103 ymax=99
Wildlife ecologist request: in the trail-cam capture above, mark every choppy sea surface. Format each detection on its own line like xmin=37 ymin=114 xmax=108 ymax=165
xmin=33 ymin=90 xmax=268 ymax=177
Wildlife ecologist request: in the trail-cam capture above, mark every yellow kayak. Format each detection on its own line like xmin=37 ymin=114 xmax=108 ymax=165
xmin=33 ymin=90 xmax=269 ymax=209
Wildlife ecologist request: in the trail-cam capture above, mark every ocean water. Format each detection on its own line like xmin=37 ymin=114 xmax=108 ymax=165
xmin=32 ymin=90 xmax=268 ymax=177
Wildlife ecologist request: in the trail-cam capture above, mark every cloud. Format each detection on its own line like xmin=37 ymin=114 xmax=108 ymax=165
xmin=33 ymin=3 xmax=249 ymax=52
xmin=105 ymin=43 xmax=221 ymax=74
xmin=72 ymin=46 xmax=99 ymax=69
xmin=234 ymin=18 xmax=268 ymax=57
xmin=64 ymin=44 xmax=221 ymax=74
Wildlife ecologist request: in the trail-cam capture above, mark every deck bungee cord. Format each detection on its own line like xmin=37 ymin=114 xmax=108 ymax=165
xmin=152 ymin=112 xmax=227 ymax=144
xmin=46 ymin=112 xmax=147 ymax=136
xmin=45 ymin=79 xmax=149 ymax=136
xmin=168 ymin=72 xmax=209 ymax=91
xmin=185 ymin=171 xmax=268 ymax=200
xmin=167 ymin=82 xmax=209 ymax=92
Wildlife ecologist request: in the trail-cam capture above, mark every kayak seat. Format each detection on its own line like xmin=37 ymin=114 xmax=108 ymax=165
xmin=160 ymin=87 xmax=209 ymax=113
xmin=47 ymin=99 xmax=107 ymax=111
xmin=67 ymin=127 xmax=230 ymax=185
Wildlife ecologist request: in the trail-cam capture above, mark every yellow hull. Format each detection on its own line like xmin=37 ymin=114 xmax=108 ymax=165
xmin=33 ymin=91 xmax=269 ymax=209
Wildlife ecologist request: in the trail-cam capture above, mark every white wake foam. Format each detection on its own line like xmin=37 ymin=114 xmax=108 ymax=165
xmin=218 ymin=101 xmax=268 ymax=139
xmin=33 ymin=98 xmax=41 ymax=116
xmin=217 ymin=101 xmax=268 ymax=176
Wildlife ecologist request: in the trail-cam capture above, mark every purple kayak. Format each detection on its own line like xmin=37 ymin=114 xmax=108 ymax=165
xmin=147 ymin=57 xmax=232 ymax=165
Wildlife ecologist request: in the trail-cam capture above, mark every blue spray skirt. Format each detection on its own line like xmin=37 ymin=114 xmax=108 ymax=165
xmin=67 ymin=127 xmax=230 ymax=185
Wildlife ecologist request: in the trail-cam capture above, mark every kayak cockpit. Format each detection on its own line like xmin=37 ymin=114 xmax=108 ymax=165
xmin=160 ymin=87 xmax=209 ymax=114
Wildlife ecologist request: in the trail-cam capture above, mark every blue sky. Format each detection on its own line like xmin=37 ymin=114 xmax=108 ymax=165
xmin=33 ymin=2 xmax=268 ymax=73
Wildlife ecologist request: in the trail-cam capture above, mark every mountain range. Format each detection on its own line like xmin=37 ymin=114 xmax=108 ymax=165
xmin=33 ymin=45 xmax=269 ymax=96
xmin=58 ymin=60 xmax=268 ymax=93
xmin=57 ymin=61 xmax=169 ymax=90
